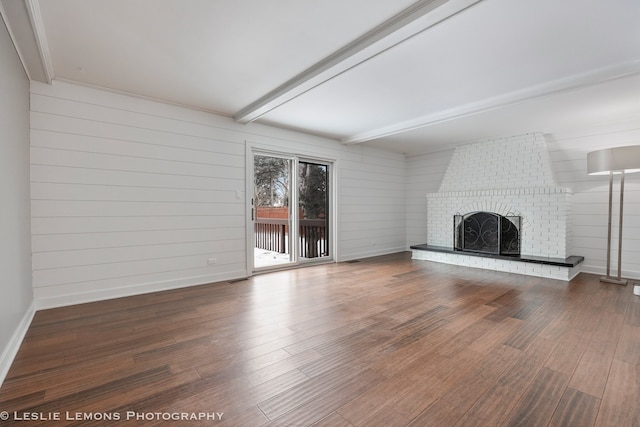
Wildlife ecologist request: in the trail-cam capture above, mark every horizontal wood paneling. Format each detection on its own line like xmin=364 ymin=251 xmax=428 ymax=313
xmin=30 ymin=81 xmax=247 ymax=306
xmin=33 ymin=264 xmax=247 ymax=303
xmin=547 ymin=124 xmax=640 ymax=277
xmin=32 ymin=215 xmax=242 ymax=234
xmin=31 ymin=164 xmax=242 ymax=190
xmin=30 ymin=80 xmax=407 ymax=306
xmin=405 ymin=149 xmax=454 ymax=247
xmin=32 ymin=251 xmax=245 ymax=287
xmin=32 ymin=185 xmax=235 ymax=204
xmin=32 ymin=240 xmax=243 ymax=270
xmin=31 ymin=146 xmax=245 ymax=180
xmin=31 ymin=129 xmax=244 ymax=164
xmin=32 ymin=228 xmax=243 ymax=252
xmin=32 ymin=200 xmax=242 ymax=218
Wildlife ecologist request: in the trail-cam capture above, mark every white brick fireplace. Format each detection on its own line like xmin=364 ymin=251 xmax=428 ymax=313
xmin=412 ymin=133 xmax=581 ymax=280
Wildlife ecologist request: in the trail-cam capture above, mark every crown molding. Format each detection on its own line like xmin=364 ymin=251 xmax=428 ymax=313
xmin=234 ymin=0 xmax=482 ymax=124
xmin=25 ymin=0 xmax=53 ymax=83
xmin=342 ymin=60 xmax=640 ymax=145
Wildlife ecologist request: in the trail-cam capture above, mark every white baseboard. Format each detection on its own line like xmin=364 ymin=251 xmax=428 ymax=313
xmin=35 ymin=270 xmax=248 ymax=310
xmin=2 ymin=272 xmax=248 ymax=386
xmin=579 ymin=264 xmax=640 ymax=282
xmin=0 ymin=301 xmax=36 ymax=388
xmin=338 ymin=247 xmax=407 ymax=263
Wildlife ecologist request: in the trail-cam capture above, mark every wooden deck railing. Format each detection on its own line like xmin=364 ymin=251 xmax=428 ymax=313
xmin=255 ymin=218 xmax=327 ymax=258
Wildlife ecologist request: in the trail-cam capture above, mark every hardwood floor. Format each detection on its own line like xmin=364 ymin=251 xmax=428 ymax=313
xmin=1 ymin=252 xmax=639 ymax=426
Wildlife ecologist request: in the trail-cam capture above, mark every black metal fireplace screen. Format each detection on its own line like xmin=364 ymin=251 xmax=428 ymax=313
xmin=454 ymin=212 xmax=521 ymax=256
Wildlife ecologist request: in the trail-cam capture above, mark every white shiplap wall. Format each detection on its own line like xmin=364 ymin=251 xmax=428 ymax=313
xmin=547 ymin=123 xmax=640 ymax=278
xmin=405 ymin=122 xmax=640 ymax=279
xmin=405 ymin=149 xmax=453 ymax=248
xmin=31 ymin=80 xmax=406 ymax=308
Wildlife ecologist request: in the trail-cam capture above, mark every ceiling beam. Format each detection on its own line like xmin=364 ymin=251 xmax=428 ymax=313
xmin=25 ymin=0 xmax=54 ymax=83
xmin=234 ymin=0 xmax=482 ymax=124
xmin=341 ymin=60 xmax=640 ymax=144
xmin=0 ymin=0 xmax=49 ymax=82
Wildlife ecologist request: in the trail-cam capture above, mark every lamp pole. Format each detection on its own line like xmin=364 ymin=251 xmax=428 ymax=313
xmin=605 ymin=171 xmax=612 ymax=278
xmin=616 ymin=171 xmax=625 ymax=281
xmin=586 ymin=145 xmax=640 ymax=286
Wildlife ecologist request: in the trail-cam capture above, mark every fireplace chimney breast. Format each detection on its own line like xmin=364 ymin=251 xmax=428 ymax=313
xmin=427 ymin=133 xmax=571 ymax=259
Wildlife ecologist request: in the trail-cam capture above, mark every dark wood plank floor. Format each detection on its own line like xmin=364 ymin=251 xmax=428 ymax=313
xmin=1 ymin=252 xmax=639 ymax=426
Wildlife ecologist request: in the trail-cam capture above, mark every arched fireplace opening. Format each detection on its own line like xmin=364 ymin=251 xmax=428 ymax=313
xmin=454 ymin=212 xmax=521 ymax=256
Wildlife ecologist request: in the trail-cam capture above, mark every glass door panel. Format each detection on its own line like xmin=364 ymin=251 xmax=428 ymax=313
xmin=253 ymin=154 xmax=293 ymax=269
xmin=298 ymin=161 xmax=329 ymax=260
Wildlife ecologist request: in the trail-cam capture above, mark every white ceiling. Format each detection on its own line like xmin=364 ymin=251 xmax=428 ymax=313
xmin=2 ymin=0 xmax=640 ymax=155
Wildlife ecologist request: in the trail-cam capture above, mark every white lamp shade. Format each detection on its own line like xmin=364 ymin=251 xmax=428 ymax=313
xmin=587 ymin=145 xmax=640 ymax=175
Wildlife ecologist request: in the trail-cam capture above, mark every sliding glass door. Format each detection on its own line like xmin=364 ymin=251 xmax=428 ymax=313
xmin=298 ymin=161 xmax=329 ymax=260
xmin=251 ymin=152 xmax=331 ymax=271
xmin=253 ymin=154 xmax=294 ymax=269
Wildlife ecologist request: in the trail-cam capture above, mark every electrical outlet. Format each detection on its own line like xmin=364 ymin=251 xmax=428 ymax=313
xmin=207 ymin=258 xmax=217 ymax=265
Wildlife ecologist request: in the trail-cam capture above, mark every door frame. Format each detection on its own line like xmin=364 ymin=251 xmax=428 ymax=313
xmin=245 ymin=141 xmax=336 ymax=275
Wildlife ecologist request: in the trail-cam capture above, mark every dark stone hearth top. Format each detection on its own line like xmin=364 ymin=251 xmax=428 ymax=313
xmin=410 ymin=244 xmax=584 ymax=268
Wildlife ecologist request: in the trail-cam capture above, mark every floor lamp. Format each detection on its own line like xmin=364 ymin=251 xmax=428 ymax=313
xmin=587 ymin=145 xmax=640 ymax=290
